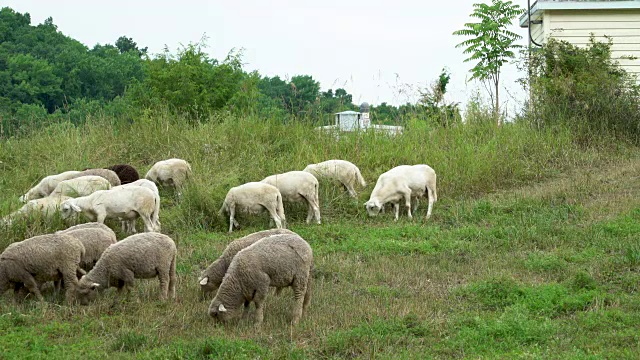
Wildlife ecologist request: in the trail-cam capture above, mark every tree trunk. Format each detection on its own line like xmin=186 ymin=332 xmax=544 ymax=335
xmin=494 ymin=78 xmax=500 ymax=127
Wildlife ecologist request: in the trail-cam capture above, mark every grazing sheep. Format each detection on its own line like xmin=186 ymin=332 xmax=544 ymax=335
xmin=303 ymin=159 xmax=366 ymax=198
xmin=58 ymin=224 xmax=117 ymax=271
xmin=0 ymin=233 xmax=84 ymax=304
xmin=2 ymin=195 xmax=71 ymax=226
xmin=219 ymin=182 xmax=286 ymax=233
xmin=50 ymin=175 xmax=112 ymax=198
xmin=105 ymin=164 xmax=140 ymax=185
xmin=111 ymin=179 xmax=161 ymax=233
xmin=19 ymin=170 xmax=82 ymax=202
xmin=145 ymin=158 xmax=192 ymax=190
xmin=261 ymin=171 xmax=321 ymax=225
xmin=74 ymin=233 xmax=177 ymax=305
xmin=60 ymin=186 xmax=159 ymax=234
xmin=76 ymin=169 xmax=121 ymax=187
xmin=364 ymin=164 xmax=437 ymax=221
xmin=208 ymin=233 xmax=313 ymax=326
xmin=199 ymin=228 xmax=296 ymax=295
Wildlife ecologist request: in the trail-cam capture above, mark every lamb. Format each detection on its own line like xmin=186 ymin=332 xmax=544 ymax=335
xmin=208 ymin=233 xmax=313 ymax=326
xmin=219 ymin=182 xmax=286 ymax=233
xmin=0 ymin=233 xmax=85 ymax=304
xmin=57 ymin=223 xmax=117 ymax=271
xmin=303 ymin=159 xmax=366 ymax=198
xmin=364 ymin=164 xmax=437 ymax=221
xmin=260 ymin=171 xmax=321 ymax=225
xmin=199 ymin=228 xmax=295 ymax=295
xmin=49 ymin=175 xmax=112 ymax=198
xmin=60 ymin=186 xmax=160 ymax=234
xmin=105 ymin=164 xmax=140 ymax=184
xmin=145 ymin=158 xmax=192 ymax=190
xmin=19 ymin=170 xmax=82 ymax=202
xmin=2 ymin=195 xmax=71 ymax=226
xmin=111 ymin=179 xmax=161 ymax=233
xmin=74 ymin=232 xmax=177 ymax=305
xmin=76 ymin=168 xmax=121 ymax=187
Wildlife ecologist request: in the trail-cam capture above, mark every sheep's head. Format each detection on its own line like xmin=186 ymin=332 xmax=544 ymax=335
xmin=208 ymin=300 xmax=240 ymax=323
xmin=60 ymin=200 xmax=81 ymax=219
xmin=364 ymin=200 xmax=382 ymax=217
xmin=75 ymin=277 xmax=100 ymax=305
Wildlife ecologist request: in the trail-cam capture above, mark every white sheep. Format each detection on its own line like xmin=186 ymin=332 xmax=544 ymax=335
xmin=19 ymin=170 xmax=82 ymax=202
xmin=60 ymin=186 xmax=159 ymax=234
xmin=74 ymin=232 xmax=177 ymax=305
xmin=111 ymin=179 xmax=161 ymax=233
xmin=145 ymin=158 xmax=192 ymax=190
xmin=208 ymin=233 xmax=313 ymax=326
xmin=260 ymin=171 xmax=321 ymax=225
xmin=303 ymin=159 xmax=366 ymax=198
xmin=364 ymin=164 xmax=437 ymax=221
xmin=219 ymin=182 xmax=286 ymax=233
xmin=50 ymin=175 xmax=112 ymax=198
xmin=2 ymin=195 xmax=71 ymax=226
xmin=0 ymin=233 xmax=85 ymax=304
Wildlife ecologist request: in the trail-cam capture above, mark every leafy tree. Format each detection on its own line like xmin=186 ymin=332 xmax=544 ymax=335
xmin=419 ymin=68 xmax=460 ymax=127
xmin=115 ymin=36 xmax=148 ymax=57
xmin=453 ymin=0 xmax=522 ymax=125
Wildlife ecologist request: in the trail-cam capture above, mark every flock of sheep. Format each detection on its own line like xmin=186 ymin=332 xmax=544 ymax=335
xmin=0 ymin=158 xmax=437 ymax=326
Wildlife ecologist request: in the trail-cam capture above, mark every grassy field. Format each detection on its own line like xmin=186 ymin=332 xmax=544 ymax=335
xmin=0 ymin=114 xmax=639 ymax=359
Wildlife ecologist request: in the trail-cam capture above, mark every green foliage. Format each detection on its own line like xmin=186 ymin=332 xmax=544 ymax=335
xmin=418 ymin=68 xmax=462 ymax=127
xmin=453 ymin=0 xmax=523 ymax=123
xmin=527 ymin=38 xmax=640 ymax=144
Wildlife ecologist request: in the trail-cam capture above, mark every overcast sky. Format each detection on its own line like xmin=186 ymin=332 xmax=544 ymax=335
xmin=4 ymin=0 xmax=530 ymax=113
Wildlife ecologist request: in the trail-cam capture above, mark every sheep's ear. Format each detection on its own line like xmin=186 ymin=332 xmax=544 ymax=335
xmin=199 ymin=277 xmax=208 ymax=286
xmin=90 ymin=283 xmax=100 ymax=290
xmin=71 ymin=203 xmax=81 ymax=212
xmin=218 ymin=304 xmax=227 ymax=312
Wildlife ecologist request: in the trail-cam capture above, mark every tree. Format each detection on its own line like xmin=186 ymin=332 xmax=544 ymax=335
xmin=453 ymin=0 xmax=522 ymax=126
xmin=115 ymin=36 xmax=147 ymax=57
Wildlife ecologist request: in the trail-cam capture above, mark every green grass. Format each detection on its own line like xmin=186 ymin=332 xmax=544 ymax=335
xmin=1 ymin=113 xmax=639 ymax=358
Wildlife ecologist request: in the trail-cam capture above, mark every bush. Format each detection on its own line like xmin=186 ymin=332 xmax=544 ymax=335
xmin=528 ymin=38 xmax=640 ymax=144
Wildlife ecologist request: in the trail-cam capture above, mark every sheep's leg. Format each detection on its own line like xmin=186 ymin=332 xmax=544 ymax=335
xmin=252 ymin=285 xmax=269 ymax=327
xmin=168 ymin=255 xmax=177 ymax=300
xmin=117 ymin=270 xmax=135 ymax=300
xmin=21 ymin=273 xmax=44 ymax=302
xmin=345 ymin=183 xmax=357 ymax=198
xmin=156 ymin=266 xmax=170 ymax=301
xmin=95 ymin=210 xmax=107 ymax=224
xmin=393 ymin=202 xmax=400 ymax=221
xmin=139 ymin=213 xmax=155 ymax=233
xmin=412 ymin=197 xmax=419 ymax=213
xmin=305 ymin=199 xmax=314 ymax=224
xmin=61 ymin=269 xmax=78 ymax=305
xmin=426 ymin=186 xmax=435 ymax=219
xmin=266 ymin=206 xmax=282 ymax=230
xmin=228 ymin=205 xmax=236 ymax=233
xmin=402 ymin=190 xmax=413 ymax=220
xmin=291 ymin=276 xmax=309 ymax=325
xmin=302 ymin=276 xmax=312 ymax=315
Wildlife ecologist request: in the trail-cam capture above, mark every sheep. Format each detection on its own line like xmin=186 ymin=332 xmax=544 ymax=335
xmin=57 ymin=223 xmax=117 ymax=271
xmin=260 ymin=171 xmax=321 ymax=225
xmin=2 ymin=195 xmax=71 ymax=226
xmin=49 ymin=175 xmax=112 ymax=198
xmin=364 ymin=164 xmax=437 ymax=221
xmin=60 ymin=186 xmax=159 ymax=234
xmin=105 ymin=164 xmax=140 ymax=184
xmin=74 ymin=232 xmax=177 ymax=305
xmin=0 ymin=233 xmax=84 ymax=304
xmin=145 ymin=158 xmax=192 ymax=190
xmin=19 ymin=170 xmax=82 ymax=202
xmin=199 ymin=228 xmax=296 ymax=295
xmin=208 ymin=233 xmax=313 ymax=326
xmin=76 ymin=168 xmax=121 ymax=187
xmin=111 ymin=179 xmax=161 ymax=233
xmin=303 ymin=159 xmax=366 ymax=198
xmin=219 ymin=182 xmax=286 ymax=233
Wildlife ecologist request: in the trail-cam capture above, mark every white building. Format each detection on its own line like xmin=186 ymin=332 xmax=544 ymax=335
xmin=520 ymin=0 xmax=640 ymax=78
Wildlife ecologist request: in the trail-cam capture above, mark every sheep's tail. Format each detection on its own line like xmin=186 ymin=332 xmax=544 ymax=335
xmin=152 ymin=195 xmax=161 ymax=230
xmin=218 ymin=201 xmax=226 ymax=216
xmin=303 ymin=272 xmax=312 ymax=311
xmin=355 ymin=168 xmax=366 ymax=187
xmin=428 ymin=174 xmax=438 ymax=203
xmin=186 ymin=162 xmax=193 ymax=179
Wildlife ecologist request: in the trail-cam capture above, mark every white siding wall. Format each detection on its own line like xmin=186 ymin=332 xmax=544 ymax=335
xmin=543 ymin=9 xmax=640 ymax=78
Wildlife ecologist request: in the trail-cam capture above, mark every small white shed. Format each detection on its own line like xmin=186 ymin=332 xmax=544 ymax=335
xmin=520 ymin=0 xmax=640 ymax=77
